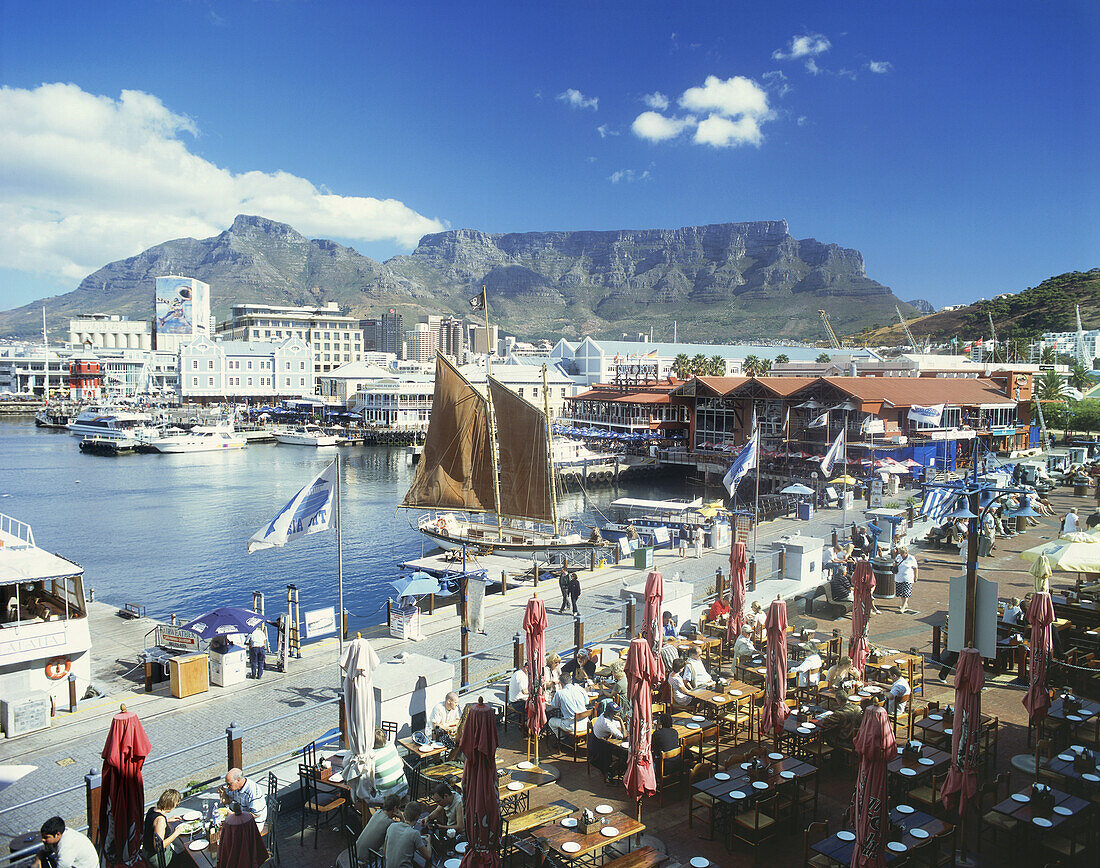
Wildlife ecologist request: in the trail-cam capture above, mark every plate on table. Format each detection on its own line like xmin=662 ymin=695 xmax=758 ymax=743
xmin=803 ymin=722 xmax=816 ymax=730
xmin=899 ymin=767 xmax=917 ymax=777
xmin=1066 ymin=714 xmax=1083 ymax=722
xmin=1011 ymin=793 xmax=1030 ymax=803
xmin=587 ymin=692 xmax=599 ymax=698
xmin=895 ymin=659 xmax=907 ymax=665
xmin=516 ymin=761 xmax=534 ymax=770
xmin=1070 ymin=745 xmax=1085 ymax=752
xmin=741 ymin=762 xmax=753 ymax=769
xmin=943 ymin=728 xmax=953 ymax=736
xmin=714 ymin=772 xmax=731 ymax=781
xmin=445 ymin=860 xmax=462 ymax=868
xmin=819 ymin=710 xmax=833 ymax=718
xmin=752 ymin=780 xmax=769 ymax=790
xmin=595 ymin=804 xmax=613 ymax=815
xmin=560 ymin=818 xmax=578 ymax=827
xmin=561 ymin=842 xmax=582 ymax=853
xmin=768 ymin=752 xmax=784 ymax=760
xmin=780 ymin=770 xmax=796 ymax=779
xmin=865 ymin=686 xmax=882 ymax=694
xmin=896 ymin=804 xmax=915 ymax=814
xmin=180 ymin=810 xmax=201 ymax=822
xmin=918 ymin=758 xmax=935 ymax=766
xmin=177 ymin=821 xmax=202 ymax=835
xmin=1053 ymin=806 xmax=1073 ymax=816
xmin=887 ymin=841 xmax=907 ymax=853
xmin=692 ymin=715 xmax=705 ymax=722
xmin=686 ymin=722 xmax=701 ymax=729
xmin=329 ymin=772 xmax=344 ymax=783
xmin=796 ymin=727 xmax=812 ymax=735
xmin=690 ymin=859 xmax=711 ymax=868
xmin=1058 ymin=753 xmax=1075 ymax=761
xmin=910 ymin=828 xmax=929 ymax=839
xmin=456 ymin=842 xmax=468 ymax=853
xmin=729 ymin=790 xmax=747 ymax=799
xmin=601 ymin=826 xmax=619 ymax=837
xmin=1082 ymin=773 xmax=1100 ymax=782
xmin=507 ymin=781 xmax=524 ymax=791
xmin=1032 ymin=817 xmax=1053 ymax=828
xmin=188 ymin=840 xmax=209 ymax=852
xmin=928 ymin=714 xmax=943 ymax=722
xmin=730 ymin=690 xmax=743 ymax=696
xmin=837 ymin=830 xmax=856 ymax=842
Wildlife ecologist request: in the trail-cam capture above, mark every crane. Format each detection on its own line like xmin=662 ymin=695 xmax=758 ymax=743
xmin=1076 ymin=304 xmax=1089 ymax=367
xmin=987 ymin=311 xmax=997 ymax=363
xmin=818 ymin=310 xmax=842 ymax=350
xmin=896 ymin=304 xmax=925 ymax=354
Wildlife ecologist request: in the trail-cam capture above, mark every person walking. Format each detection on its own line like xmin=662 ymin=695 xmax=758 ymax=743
xmin=247 ymin=623 xmax=267 ymax=679
xmin=567 ymin=571 xmax=581 ymax=616
xmin=557 ymin=563 xmax=571 ymax=614
xmin=894 ymin=546 xmax=918 ymax=614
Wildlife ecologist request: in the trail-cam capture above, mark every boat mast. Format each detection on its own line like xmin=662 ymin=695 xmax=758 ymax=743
xmin=542 ymin=363 xmax=560 ymax=535
xmin=42 ymin=307 xmax=48 ymax=401
xmin=480 ymin=287 xmax=504 ymax=541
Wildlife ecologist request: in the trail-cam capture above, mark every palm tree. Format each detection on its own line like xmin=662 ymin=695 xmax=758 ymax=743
xmin=1034 ymin=369 xmax=1066 ymax=402
xmin=774 ymin=353 xmax=790 ymax=365
xmin=742 ymin=354 xmax=762 ymax=376
xmin=1068 ymin=361 xmax=1092 ymax=393
xmin=816 ymin=353 xmax=832 ymax=364
xmin=708 ymin=355 xmax=726 ymax=376
xmin=671 ymin=353 xmax=691 ymax=379
xmin=691 ymin=354 xmax=709 ymax=376
xmin=757 ymin=358 xmax=772 ymax=375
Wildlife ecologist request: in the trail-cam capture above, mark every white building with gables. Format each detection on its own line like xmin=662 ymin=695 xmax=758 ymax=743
xmin=177 ymin=336 xmax=314 ymax=402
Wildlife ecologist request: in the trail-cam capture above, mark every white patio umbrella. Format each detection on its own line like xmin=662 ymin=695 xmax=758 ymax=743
xmin=340 ymin=635 xmax=380 ymax=802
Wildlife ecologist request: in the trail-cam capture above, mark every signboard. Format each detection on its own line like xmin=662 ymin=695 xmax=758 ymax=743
xmin=653 ymin=526 xmax=670 ymax=544
xmin=947 ymin=574 xmax=998 ymax=658
xmin=863 ymin=419 xmax=885 ymax=435
xmin=613 ymin=362 xmax=660 ymax=387
xmin=303 ymin=606 xmax=336 ymax=639
xmin=870 ymin=478 xmax=885 ymax=508
xmin=157 ymin=624 xmax=200 ymax=651
xmin=155 ymin=276 xmax=210 ymax=337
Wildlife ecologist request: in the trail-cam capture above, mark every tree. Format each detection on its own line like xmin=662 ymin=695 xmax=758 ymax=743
xmin=1034 ymin=369 xmax=1067 ymax=402
xmin=816 ymin=353 xmax=832 ymax=364
xmin=774 ymin=353 xmax=790 ymax=365
xmin=671 ymin=353 xmax=691 ymax=379
xmin=690 ymin=354 xmax=709 ymax=376
xmin=708 ymin=355 xmax=726 ymax=376
xmin=757 ymin=358 xmax=772 ymax=375
xmin=1068 ymin=361 xmax=1092 ymax=393
xmin=1040 ymin=345 xmax=1057 ymax=365
xmin=742 ymin=354 xmax=761 ymax=376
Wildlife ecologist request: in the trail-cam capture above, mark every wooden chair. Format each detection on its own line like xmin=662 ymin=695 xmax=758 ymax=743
xmin=656 ymin=747 xmax=684 ymax=807
xmin=503 ymin=685 xmax=525 ymax=733
xmin=679 ymin=728 xmax=705 ymax=766
xmin=731 ymin=791 xmax=780 ymax=864
xmin=977 ymin=772 xmax=1016 ymax=852
xmin=923 ymin=825 xmax=956 ymax=868
xmin=719 ymin=697 xmax=754 ymax=750
xmin=298 ymin=763 xmax=346 ymax=849
xmin=554 ymin=708 xmax=592 ymax=762
xmin=380 ymin=720 xmax=399 ymax=742
xmin=908 ymin=772 xmax=945 ymax=816
xmin=802 ymin=820 xmax=832 ymax=868
xmin=795 ymin=668 xmax=822 ymax=703
xmin=687 ymin=761 xmax=716 ymax=832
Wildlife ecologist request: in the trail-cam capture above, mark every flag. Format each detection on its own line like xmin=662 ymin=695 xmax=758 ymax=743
xmin=781 ymin=406 xmax=790 ymax=439
xmin=248 ymin=461 xmax=337 ymax=553
xmin=643 ymin=349 xmax=658 ymax=359
xmin=907 ymin=403 xmax=945 ymax=426
xmin=821 ymin=428 xmax=845 ymax=477
xmin=469 ymin=287 xmax=486 ymax=310
xmin=722 ymin=431 xmax=758 ymax=496
xmin=975 ymin=338 xmax=984 ymax=348
xmin=962 ymin=342 xmax=972 ymax=352
xmin=808 ymin=411 xmax=829 ymax=428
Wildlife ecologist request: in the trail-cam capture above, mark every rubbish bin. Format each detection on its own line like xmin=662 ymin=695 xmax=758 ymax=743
xmin=872 ymin=558 xmax=896 ymax=599
xmin=798 ymin=501 xmax=814 ymax=521
xmin=633 ymin=546 xmax=654 ymax=570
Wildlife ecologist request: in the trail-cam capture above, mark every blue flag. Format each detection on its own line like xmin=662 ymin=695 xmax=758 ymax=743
xmin=723 ymin=429 xmax=758 ymax=496
xmin=248 ymin=460 xmax=336 ymax=553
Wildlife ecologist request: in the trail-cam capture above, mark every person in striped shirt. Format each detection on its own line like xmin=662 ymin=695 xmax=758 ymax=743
xmin=369 ymin=728 xmax=408 ymax=802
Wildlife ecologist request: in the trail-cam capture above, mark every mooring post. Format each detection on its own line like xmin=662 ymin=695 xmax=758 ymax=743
xmin=85 ymin=769 xmax=102 ymax=848
xmin=748 ymin=558 xmax=757 ymax=593
xmin=513 ymin=633 xmax=523 ymax=670
xmin=68 ymin=672 xmax=78 ymax=712
xmin=573 ymin=616 xmax=584 ymax=655
xmin=625 ymin=598 xmax=635 ymax=637
xmin=226 ymin=722 xmax=243 ymax=772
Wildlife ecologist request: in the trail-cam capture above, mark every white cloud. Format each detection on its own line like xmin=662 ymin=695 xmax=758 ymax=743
xmin=631 ymin=111 xmax=695 ymax=143
xmin=867 ymin=60 xmax=893 ymax=74
xmin=772 ymin=33 xmax=831 ymax=61
xmin=0 ymin=83 xmax=445 ymax=283
xmin=609 ymin=169 xmax=651 ymax=184
xmin=642 ymin=91 xmax=669 ymax=110
xmin=557 ymin=88 xmax=599 ymax=110
xmin=694 ymin=114 xmax=763 ymax=148
xmin=596 ymin=124 xmax=620 ymax=138
xmin=805 ymin=58 xmax=823 ymax=76
xmin=761 ymin=70 xmax=791 ymax=98
xmin=797 ymin=116 xmax=809 ymax=127
xmin=680 ymin=75 xmax=769 ymax=119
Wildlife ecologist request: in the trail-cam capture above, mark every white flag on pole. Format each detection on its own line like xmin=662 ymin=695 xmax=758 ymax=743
xmin=723 ymin=412 xmax=758 ymax=496
xmin=808 ymin=411 xmax=829 ymax=428
xmin=820 ymin=429 xmax=845 ymax=477
xmin=907 ymin=403 xmax=945 ymax=426
xmin=248 ymin=461 xmax=337 ymax=553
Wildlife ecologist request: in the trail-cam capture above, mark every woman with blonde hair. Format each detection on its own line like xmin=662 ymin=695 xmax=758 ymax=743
xmin=143 ymin=789 xmax=184 ymax=865
xmin=544 ymin=652 xmax=562 ymax=692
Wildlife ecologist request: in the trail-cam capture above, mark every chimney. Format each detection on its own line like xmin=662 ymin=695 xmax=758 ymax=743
xmin=849 ymin=361 xmax=858 ymax=376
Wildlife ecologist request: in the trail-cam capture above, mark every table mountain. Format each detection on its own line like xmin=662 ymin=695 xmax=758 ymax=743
xmin=0 ymin=215 xmax=913 ymax=342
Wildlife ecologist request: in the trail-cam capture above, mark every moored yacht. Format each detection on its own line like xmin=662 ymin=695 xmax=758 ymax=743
xmin=66 ymin=407 xmax=157 ymax=440
xmin=274 ymin=424 xmax=338 ymax=447
xmin=148 ymin=425 xmax=248 ymax=453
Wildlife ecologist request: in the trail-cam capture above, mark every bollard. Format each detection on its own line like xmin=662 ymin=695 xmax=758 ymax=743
xmin=341 ymin=609 xmax=348 ymax=640
xmin=428 ymin=593 xmax=434 ymax=616
xmin=777 ymin=548 xmax=786 ymax=580
xmin=573 ymin=616 xmax=584 ymax=655
xmin=501 ymin=570 xmax=508 ymax=596
xmin=386 ymin=598 xmax=392 ymax=630
xmin=715 ymin=568 xmax=724 ymax=600
xmin=932 ymin=624 xmax=942 ymax=661
xmin=831 ymin=529 xmax=838 ymax=548
xmin=68 ymin=672 xmax=78 ymax=713
xmin=226 ymin=722 xmax=243 ymax=772
xmin=625 ymin=598 xmax=635 ymax=637
xmin=748 ymin=558 xmax=757 ymax=593
xmin=89 ymin=587 xmax=95 ymax=603
xmin=513 ymin=633 xmax=524 ymax=670
xmin=906 ymin=505 xmax=915 ymax=528
xmin=85 ymin=768 xmax=102 ymax=848
xmin=170 ymin=613 xmax=177 ymax=626
xmin=461 ymin=627 xmax=470 ymax=688
xmin=144 ymin=660 xmax=154 ymax=693
xmin=590 ymin=549 xmax=596 ymax=571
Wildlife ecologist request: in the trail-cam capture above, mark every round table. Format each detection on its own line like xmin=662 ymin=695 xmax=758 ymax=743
xmin=8 ymin=830 xmax=38 ymax=854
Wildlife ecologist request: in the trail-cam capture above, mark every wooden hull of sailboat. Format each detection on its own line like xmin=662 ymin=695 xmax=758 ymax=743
xmin=416 ymin=518 xmax=597 ymax=554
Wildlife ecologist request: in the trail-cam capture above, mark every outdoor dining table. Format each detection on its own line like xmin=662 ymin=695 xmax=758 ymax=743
xmin=888 ymin=744 xmax=950 ymax=791
xmin=913 ymin=710 xmax=995 ymax=746
xmin=527 ymin=808 xmax=644 ymax=863
xmin=1045 ymin=697 xmax=1100 ymax=746
xmin=419 ymin=760 xmax=539 ymax=815
xmin=1039 ymin=749 xmax=1100 ymax=792
xmin=503 ymin=799 xmax=578 ymax=836
xmin=811 ymin=805 xmax=950 ymax=865
xmin=691 ymin=753 xmax=816 ymax=839
xmin=990 ymin=785 xmax=1089 ymax=838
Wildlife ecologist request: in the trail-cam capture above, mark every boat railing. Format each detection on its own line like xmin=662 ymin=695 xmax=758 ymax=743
xmin=0 ymin=513 xmax=34 ymax=546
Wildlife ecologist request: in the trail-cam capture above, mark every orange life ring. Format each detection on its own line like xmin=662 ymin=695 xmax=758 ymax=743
xmin=45 ymin=656 xmax=71 ymax=680
xmin=436 ymin=518 xmax=447 ymax=533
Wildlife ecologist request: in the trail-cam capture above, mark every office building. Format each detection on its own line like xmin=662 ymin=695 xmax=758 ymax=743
xmin=215 ymin=302 xmax=363 ymax=374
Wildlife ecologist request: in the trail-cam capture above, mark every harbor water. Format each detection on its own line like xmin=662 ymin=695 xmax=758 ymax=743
xmin=1 ymin=420 xmax=690 ymax=624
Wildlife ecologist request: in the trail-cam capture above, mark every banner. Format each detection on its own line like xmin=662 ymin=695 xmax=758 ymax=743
xmin=248 ymin=461 xmax=336 ymax=552
xmin=820 ymin=429 xmax=845 ymax=477
xmin=723 ymin=428 xmax=758 ymax=496
xmin=908 ymin=404 xmax=946 ymax=426
xmin=303 ymin=607 xmax=336 ymax=639
xmin=808 ymin=411 xmax=829 ymax=428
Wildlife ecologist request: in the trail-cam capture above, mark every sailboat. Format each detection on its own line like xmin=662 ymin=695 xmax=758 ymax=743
xmin=402 ymin=354 xmax=598 ymax=553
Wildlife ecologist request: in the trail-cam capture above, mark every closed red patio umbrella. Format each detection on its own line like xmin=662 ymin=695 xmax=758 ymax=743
xmin=522 ymin=595 xmax=548 ymax=764
xmin=727 ymin=542 xmax=748 ymax=645
xmin=849 ymin=705 xmax=895 ymax=868
xmin=1023 ymin=591 xmax=1055 ymax=723
xmin=459 ymin=701 xmax=501 ymax=868
xmin=849 ymin=560 xmax=876 ymax=674
xmin=624 ymin=637 xmax=660 ymax=809
xmin=940 ymin=647 xmax=984 ymax=817
xmin=642 ymin=569 xmax=666 ymax=681
xmin=98 ymin=705 xmax=151 ymax=867
xmin=759 ymin=598 xmax=790 ymax=738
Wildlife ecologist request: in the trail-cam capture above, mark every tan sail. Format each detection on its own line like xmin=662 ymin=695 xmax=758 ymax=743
xmin=403 ymin=355 xmax=496 ymax=512
xmin=489 ymin=377 xmax=554 ymax=523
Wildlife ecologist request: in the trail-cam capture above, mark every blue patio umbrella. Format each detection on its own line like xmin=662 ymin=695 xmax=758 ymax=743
xmin=181 ymin=606 xmax=267 ymax=639
xmin=391 ymin=572 xmax=442 ymax=598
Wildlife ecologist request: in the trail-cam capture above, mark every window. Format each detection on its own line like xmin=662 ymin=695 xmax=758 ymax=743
xmin=208 ymin=377 xmax=214 ymax=386
xmin=247 ymin=361 xmax=253 ymax=370
xmin=207 ymin=360 xmax=213 ymax=369
xmin=344 ymin=354 xmax=350 ymax=361
xmin=285 ymin=378 xmax=291 ymax=387
xmin=533 ymin=387 xmax=538 ymax=397
xmin=300 ymin=378 xmax=305 ymax=386
xmin=192 ymin=360 xmax=198 ymax=370
xmin=285 ymin=362 xmax=291 ymax=370
xmin=192 ymin=377 xmax=198 ymax=386
xmin=247 ymin=377 xmax=253 ymax=386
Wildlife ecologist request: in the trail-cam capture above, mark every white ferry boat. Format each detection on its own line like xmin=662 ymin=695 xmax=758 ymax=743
xmin=274 ymin=424 xmax=338 ymax=447
xmin=0 ymin=513 xmax=91 ymax=721
xmin=148 ymin=425 xmax=247 ymax=453
xmin=66 ymin=407 xmax=157 ymax=440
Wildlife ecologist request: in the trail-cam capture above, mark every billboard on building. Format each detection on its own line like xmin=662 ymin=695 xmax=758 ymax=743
xmin=155 ymin=276 xmax=210 ymax=338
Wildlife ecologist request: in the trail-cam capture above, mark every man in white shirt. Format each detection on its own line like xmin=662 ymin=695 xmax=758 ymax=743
xmin=684 ymin=647 xmax=714 ymax=689
xmin=220 ymin=767 xmax=267 ymax=828
xmin=790 ymin=652 xmax=823 ymax=688
xmin=40 ymin=817 xmax=98 ymax=868
xmin=886 ymin=667 xmax=911 ymax=714
xmin=1002 ymin=597 xmax=1024 ymax=626
xmin=247 ymin=624 xmax=268 ymax=679
xmin=1063 ymin=508 xmax=1079 ymax=535
xmin=592 ymin=702 xmax=625 ymax=741
xmin=429 ymin=692 xmax=461 ymax=738
xmin=733 ymin=624 xmax=756 ymax=668
xmin=549 ymin=673 xmax=590 ymax=735
xmin=507 ymin=667 xmax=529 ymax=718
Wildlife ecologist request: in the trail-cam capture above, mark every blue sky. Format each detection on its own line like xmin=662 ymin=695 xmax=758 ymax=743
xmin=0 ymin=1 xmax=1096 ymax=315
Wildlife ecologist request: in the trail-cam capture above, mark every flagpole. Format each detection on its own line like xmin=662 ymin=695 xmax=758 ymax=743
xmin=841 ymin=413 xmax=848 ymax=538
xmin=336 ymin=454 xmax=344 ymax=656
xmin=752 ymin=403 xmax=760 ymax=560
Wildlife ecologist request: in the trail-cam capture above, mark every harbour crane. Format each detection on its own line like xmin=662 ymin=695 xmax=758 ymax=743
xmin=896 ymin=304 xmax=926 ymax=353
xmin=818 ymin=310 xmax=842 ymax=350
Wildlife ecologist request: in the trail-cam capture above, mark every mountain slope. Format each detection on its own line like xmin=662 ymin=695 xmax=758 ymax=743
xmin=0 ymin=215 xmax=914 ymax=342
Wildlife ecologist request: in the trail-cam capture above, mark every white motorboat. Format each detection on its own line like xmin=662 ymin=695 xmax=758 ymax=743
xmin=34 ymin=404 xmax=72 ymax=428
xmin=148 ymin=426 xmax=247 ymax=453
xmin=274 ymin=425 xmax=338 ymax=447
xmin=66 ymin=407 xmax=158 ymax=440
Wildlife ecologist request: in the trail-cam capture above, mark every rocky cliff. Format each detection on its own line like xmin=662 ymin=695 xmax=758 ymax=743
xmin=0 ymin=215 xmax=912 ymax=341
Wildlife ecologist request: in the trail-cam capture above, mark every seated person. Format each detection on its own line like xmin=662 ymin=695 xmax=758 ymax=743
xmin=668 ymin=658 xmax=693 ymax=708
xmin=543 ymin=652 xmax=562 ymax=693
xmin=369 ymin=728 xmax=408 ymax=800
xmin=508 ymin=665 xmax=529 ymax=717
xmin=1002 ymin=597 xmax=1024 ymax=626
xmin=826 ymin=655 xmax=859 ymax=688
xmin=827 ymin=690 xmax=866 ymax=747
xmin=429 ymin=692 xmax=461 ymax=740
xmin=851 ymin=525 xmax=873 ymax=557
xmin=218 ymin=768 xmax=267 ymax=828
xmin=142 ymin=789 xmax=184 ymax=866
xmin=607 ymin=661 xmax=628 ymax=709
xmin=40 ymin=816 xmax=98 ymax=868
xmin=590 ymin=702 xmax=627 ymax=782
xmin=828 ymin=559 xmax=853 ymax=601
xmin=592 ymin=701 xmax=625 ymax=741
xmin=548 ymin=672 xmax=590 ymax=734
xmin=659 ymin=640 xmax=681 ymax=676
xmin=384 ymin=802 xmax=431 ymax=868
xmin=749 ymin=601 xmax=767 ymax=639
xmin=684 ymin=646 xmax=714 ymax=690
xmin=885 ymin=666 xmax=910 ymax=714
xmin=790 ymin=651 xmax=823 ymax=688
xmin=662 ymin=612 xmax=678 ymax=638
xmin=561 ymin=649 xmax=598 ymax=684
xmin=732 ymin=624 xmax=756 ymax=668
xmin=338 ymin=793 xmax=403 ymax=868
xmin=651 ymin=710 xmax=683 ymax=776
xmin=426 ymin=782 xmax=463 ymax=834
xmin=707 ymin=595 xmax=730 ymax=622
xmin=823 ymin=543 xmax=849 ymax=580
